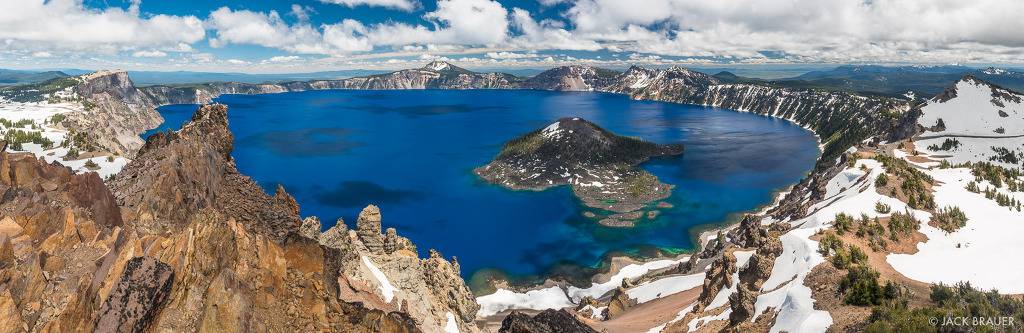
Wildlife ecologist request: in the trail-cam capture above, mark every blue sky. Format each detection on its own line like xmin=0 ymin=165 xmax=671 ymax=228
xmin=1 ymin=0 xmax=1022 ymax=73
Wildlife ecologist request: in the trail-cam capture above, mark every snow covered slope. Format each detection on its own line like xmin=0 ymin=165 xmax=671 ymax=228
xmin=919 ymin=76 xmax=1024 ymax=137
xmin=0 ymin=101 xmax=127 ymax=178
xmin=918 ymin=76 xmax=1024 ymax=169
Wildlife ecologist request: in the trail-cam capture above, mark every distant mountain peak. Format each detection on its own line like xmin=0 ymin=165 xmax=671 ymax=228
xmin=931 ymin=74 xmax=1022 ymax=109
xmin=423 ymin=60 xmax=454 ymax=71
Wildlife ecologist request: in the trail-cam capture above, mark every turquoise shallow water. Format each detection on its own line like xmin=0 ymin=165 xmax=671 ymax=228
xmin=148 ymin=89 xmax=819 ymax=284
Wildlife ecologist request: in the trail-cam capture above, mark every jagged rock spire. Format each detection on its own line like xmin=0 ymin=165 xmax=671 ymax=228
xmin=356 ymin=204 xmax=385 ymax=253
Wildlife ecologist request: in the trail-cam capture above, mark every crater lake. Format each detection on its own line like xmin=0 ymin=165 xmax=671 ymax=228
xmin=147 ymin=89 xmax=819 ymax=290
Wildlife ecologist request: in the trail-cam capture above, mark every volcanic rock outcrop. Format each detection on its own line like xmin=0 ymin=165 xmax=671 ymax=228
xmin=65 ymin=70 xmax=163 ymax=155
xmin=0 ymin=104 xmax=481 ymax=332
xmin=475 ymin=117 xmax=683 ymax=227
xmin=498 ymin=309 xmax=599 ymax=333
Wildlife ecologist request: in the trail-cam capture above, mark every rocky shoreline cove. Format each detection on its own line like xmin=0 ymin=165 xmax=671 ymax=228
xmin=475 ymin=117 xmax=683 ymax=227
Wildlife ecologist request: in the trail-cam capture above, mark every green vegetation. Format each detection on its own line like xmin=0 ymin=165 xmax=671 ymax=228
xmin=83 ymin=159 xmax=99 ymax=170
xmin=818 ymin=231 xmax=844 ymax=256
xmin=3 ymin=129 xmax=54 ymax=150
xmin=926 ymin=138 xmax=961 ymax=151
xmin=850 ymin=215 xmax=887 ymax=251
xmin=966 ymin=181 xmax=981 ymax=193
xmin=982 ymin=186 xmax=1022 ymax=211
xmin=497 ymin=132 xmax=545 ymax=158
xmin=818 ymin=229 xmax=897 ymax=306
xmin=0 ymin=76 xmax=80 ymax=103
xmin=875 ymin=173 xmax=889 ymax=187
xmin=834 ymin=213 xmax=855 ymax=235
xmin=47 ymin=113 xmax=66 ymax=125
xmin=62 ymin=130 xmax=97 ymax=152
xmin=988 ymin=146 xmax=1021 ymax=165
xmin=873 ymin=154 xmax=935 ymax=210
xmin=818 ymin=230 xmax=868 ymax=269
xmin=0 ymin=118 xmax=35 ymax=128
xmin=960 ymin=161 xmax=1024 ymax=210
xmin=864 ymin=282 xmax=1024 ymax=333
xmin=938 ymin=159 xmax=953 ymax=169
xmin=839 ymin=265 xmax=899 ymax=306
xmin=964 ymin=161 xmax=1024 ymax=193
xmin=887 ymin=211 xmax=920 ymax=242
xmin=834 ymin=245 xmax=868 ymax=270
xmin=875 ymin=201 xmax=891 ymax=214
xmin=933 ymin=206 xmax=968 ymax=233
xmin=625 ymin=172 xmax=658 ymax=198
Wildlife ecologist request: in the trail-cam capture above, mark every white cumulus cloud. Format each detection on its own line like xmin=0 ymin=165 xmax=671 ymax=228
xmin=267 ymin=55 xmax=302 ymax=63
xmin=320 ymin=0 xmax=419 ymax=12
xmin=132 ymin=50 xmax=167 ymax=58
xmin=0 ymin=0 xmax=204 ymax=52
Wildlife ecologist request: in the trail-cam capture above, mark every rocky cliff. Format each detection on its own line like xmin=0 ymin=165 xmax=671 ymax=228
xmin=520 ymin=65 xmax=619 ymax=91
xmin=139 ymin=61 xmax=520 ymax=106
xmin=0 ymin=104 xmax=481 ymax=332
xmin=60 ymin=70 xmax=164 ymax=156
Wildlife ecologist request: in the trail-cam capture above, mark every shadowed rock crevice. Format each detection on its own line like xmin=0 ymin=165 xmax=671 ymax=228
xmin=498 ymin=309 xmax=599 ymax=333
xmin=94 ymin=257 xmax=174 ymax=333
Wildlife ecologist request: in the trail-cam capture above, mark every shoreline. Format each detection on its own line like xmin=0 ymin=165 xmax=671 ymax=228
xmin=472 ymin=182 xmax=797 ymax=317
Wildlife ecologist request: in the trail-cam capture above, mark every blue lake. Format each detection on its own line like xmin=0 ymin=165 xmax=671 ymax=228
xmin=149 ymin=89 xmax=819 ymax=286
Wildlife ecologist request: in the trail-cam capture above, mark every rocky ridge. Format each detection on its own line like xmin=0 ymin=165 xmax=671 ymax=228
xmin=475 ymin=117 xmax=684 ymax=227
xmin=68 ymin=71 xmax=163 ymax=155
xmin=0 ymin=104 xmax=481 ymax=332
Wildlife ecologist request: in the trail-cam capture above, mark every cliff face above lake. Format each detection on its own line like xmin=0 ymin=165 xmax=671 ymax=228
xmin=475 ymin=117 xmax=683 ymax=227
xmin=0 ymin=104 xmax=482 ymax=333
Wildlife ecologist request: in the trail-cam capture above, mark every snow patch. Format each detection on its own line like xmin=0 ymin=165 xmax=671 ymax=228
xmin=567 ymin=257 xmax=689 ymax=302
xmin=627 ymin=272 xmax=706 ymax=303
xmin=475 ymin=257 xmax=689 ymax=318
xmin=444 ymin=312 xmax=460 ymax=333
xmin=887 ymin=167 xmax=1024 ymax=293
xmin=475 ymin=286 xmax=573 ymax=317
xmin=360 ymin=255 xmax=396 ymax=303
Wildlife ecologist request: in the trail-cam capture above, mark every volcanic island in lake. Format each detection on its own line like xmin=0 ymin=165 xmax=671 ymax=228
xmin=475 ymin=117 xmax=684 ymax=227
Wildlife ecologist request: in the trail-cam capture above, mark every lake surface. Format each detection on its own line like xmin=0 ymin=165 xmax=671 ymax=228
xmin=149 ymin=89 xmax=819 ymax=286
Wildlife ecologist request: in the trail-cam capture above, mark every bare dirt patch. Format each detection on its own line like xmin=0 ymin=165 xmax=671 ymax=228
xmin=805 ymin=262 xmax=873 ymax=333
xmin=586 ymin=286 xmax=701 ymax=333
